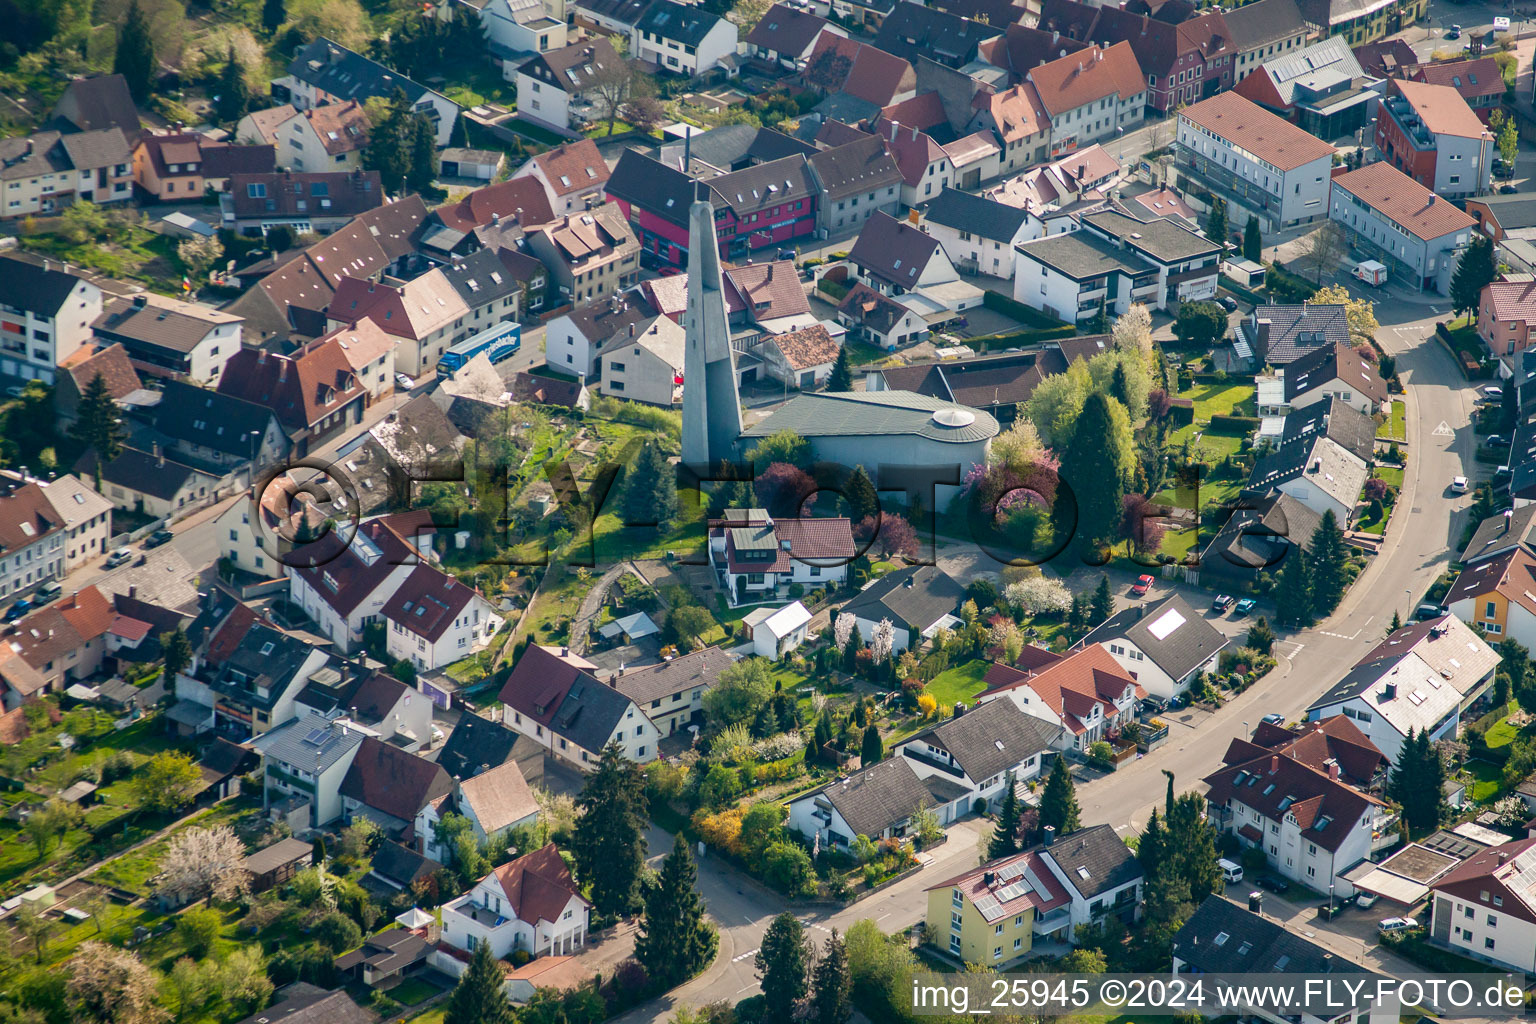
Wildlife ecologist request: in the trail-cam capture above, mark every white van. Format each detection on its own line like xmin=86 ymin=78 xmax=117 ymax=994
xmin=1352 ymin=260 xmax=1388 ymax=287
xmin=1218 ymin=858 xmax=1244 ymax=883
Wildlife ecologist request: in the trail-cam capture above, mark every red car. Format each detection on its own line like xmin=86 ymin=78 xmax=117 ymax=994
xmin=1131 ymin=575 xmax=1155 ymax=596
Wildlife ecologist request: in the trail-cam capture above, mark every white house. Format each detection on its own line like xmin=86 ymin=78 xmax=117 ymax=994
xmin=787 ymin=756 xmax=943 ymax=850
xmin=1328 ymin=161 xmax=1476 ymax=294
xmin=512 ymin=38 xmax=624 ymax=128
xmin=921 ymin=188 xmax=1035 ymax=281
xmin=1247 ymin=433 xmax=1369 ymax=527
xmin=1429 ymin=838 xmax=1536 ymax=974
xmin=439 ymin=845 xmax=589 ymax=961
xmin=743 ymin=601 xmax=811 ymax=659
xmin=276 ymin=38 xmax=460 ymax=147
xmin=545 ymin=293 xmax=654 ymax=378
xmin=421 ymin=760 xmax=539 ymax=861
xmin=1035 ymin=825 xmax=1145 ymax=931
xmin=382 ymin=563 xmax=501 ymax=672
xmin=848 ymin=211 xmax=960 ymax=298
xmin=896 ymin=698 xmax=1062 ymax=823
xmin=1078 ymin=593 xmax=1229 ymax=701
xmin=603 ymin=646 xmax=733 ymax=739
xmin=497 ymin=644 xmax=659 ymax=766
xmin=840 ymin=565 xmax=964 ymax=656
xmin=977 ymin=644 xmax=1143 ymax=752
xmin=0 ymin=257 xmax=101 ymax=386
xmin=595 ymin=315 xmax=684 ymax=407
xmin=631 ymin=0 xmax=738 ymax=77
xmin=1026 ymin=43 xmax=1147 ymax=155
xmin=287 ymin=513 xmax=438 ymax=653
xmin=1283 ymin=342 xmax=1389 ymax=416
xmin=235 ymin=101 xmax=369 ymax=174
xmin=707 ymin=508 xmax=855 ymax=607
xmin=509 ymin=138 xmax=612 ymax=215
xmin=252 ymin=711 xmax=370 ymax=828
xmin=92 ymin=293 xmax=243 ymax=386
xmin=478 ymin=0 xmax=568 ymax=63
xmin=36 ymin=473 xmax=112 ymax=573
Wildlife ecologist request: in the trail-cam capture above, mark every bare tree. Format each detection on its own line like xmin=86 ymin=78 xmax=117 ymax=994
xmin=1297 ymin=222 xmax=1347 ymax=284
xmin=589 ymin=58 xmax=637 ymax=135
xmin=67 ymin=941 xmax=167 ymax=1024
xmin=13 ymin=904 xmax=52 ymax=964
xmin=803 ymin=47 xmax=853 ymax=95
xmin=156 ymin=825 xmax=251 ymax=907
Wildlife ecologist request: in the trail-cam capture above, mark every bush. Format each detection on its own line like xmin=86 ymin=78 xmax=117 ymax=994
xmin=981 ymin=290 xmax=1071 ymax=329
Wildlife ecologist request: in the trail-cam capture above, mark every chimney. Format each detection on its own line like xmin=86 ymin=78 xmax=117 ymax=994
xmin=1043 ymin=825 xmax=1056 ymax=845
xmin=561 ymin=645 xmax=569 ymax=657
xmin=952 ymin=702 xmax=966 ymax=718
xmin=629 ymin=323 xmax=635 ymax=338
xmin=133 ymin=294 xmax=148 ymax=309
xmin=492 ymin=212 xmax=500 ymax=226
xmin=129 ymin=585 xmax=137 ymax=598
xmin=1429 ymin=195 xmax=1436 ymax=206
xmin=1270 ymin=754 xmax=1279 ymax=773
xmin=983 ymin=871 xmax=996 ymax=886
xmin=1327 ymin=759 xmax=1339 ymax=781
xmin=1505 ymin=509 xmax=1513 ymax=532
xmin=1383 ymin=682 xmax=1397 ymax=701
xmin=153 ymin=443 xmax=164 ymax=468
xmin=277 ymin=360 xmax=288 ymax=384
xmin=912 ymin=124 xmax=919 ymax=140
xmin=903 ymin=575 xmax=914 ymax=588
xmin=890 ymin=120 xmax=899 ymax=141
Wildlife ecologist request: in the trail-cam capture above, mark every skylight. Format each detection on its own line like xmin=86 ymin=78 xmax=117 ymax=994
xmin=1147 ymin=607 xmax=1186 ymax=640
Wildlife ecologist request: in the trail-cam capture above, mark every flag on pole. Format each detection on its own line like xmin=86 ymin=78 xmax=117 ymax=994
xmin=182 ymin=275 xmax=191 ymax=293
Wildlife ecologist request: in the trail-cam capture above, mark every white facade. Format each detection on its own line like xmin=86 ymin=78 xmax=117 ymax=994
xmin=37 ymin=474 xmax=112 ymax=572
xmin=1099 ymin=638 xmax=1222 ymax=701
xmin=1042 ymin=90 xmax=1146 ymax=154
xmin=1176 ymin=115 xmax=1333 ymax=233
xmin=1011 ymin=248 xmax=1137 ymax=324
xmin=384 ymin=593 xmax=501 ymax=672
xmin=896 ymin=738 xmax=1044 ymax=824
xmin=440 ymin=872 xmax=587 ymax=959
xmin=745 ymin=601 xmax=811 ymax=658
xmin=632 ymin=17 xmax=738 ymax=77
xmin=595 ymin=319 xmax=684 ymax=407
xmin=0 ymin=273 xmax=101 ymax=386
xmin=480 ymin=0 xmax=569 ymax=57
xmin=1431 ymin=886 xmax=1536 ymax=974
xmin=1328 ymin=184 xmax=1471 ymax=295
xmin=1222 ymin=790 xmax=1377 ymax=896
xmin=503 ymin=700 xmax=659 ymax=767
xmin=922 ymin=219 xmax=1032 ymax=281
xmin=288 ymin=565 xmax=416 ymax=654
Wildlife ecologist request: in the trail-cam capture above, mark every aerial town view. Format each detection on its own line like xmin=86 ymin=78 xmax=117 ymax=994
xmin=5 ymin=0 xmax=1536 ymax=1020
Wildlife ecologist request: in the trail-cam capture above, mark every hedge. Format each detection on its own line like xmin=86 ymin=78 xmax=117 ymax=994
xmin=982 ymin=290 xmax=1071 ymax=329
xmin=1208 ymin=414 xmax=1261 ymax=432
xmin=817 ymin=278 xmax=850 ymax=301
xmin=967 ymin=324 xmax=1078 ymax=351
xmin=1218 ymin=274 xmax=1264 ymax=306
xmin=1265 ymin=262 xmax=1317 ymax=303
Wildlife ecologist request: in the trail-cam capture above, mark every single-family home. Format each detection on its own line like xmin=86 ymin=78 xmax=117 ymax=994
xmin=786 ymin=756 xmax=945 ymax=850
xmin=235 ymin=101 xmax=370 ymax=173
xmin=631 ymin=0 xmax=739 ymax=77
xmin=437 ymin=709 xmax=547 ymax=784
xmin=544 ymin=292 xmax=657 ymax=378
xmin=381 ymin=563 xmax=501 ymax=672
xmin=603 ymin=646 xmax=734 ymax=738
xmin=977 ymin=643 xmax=1143 ymax=751
xmin=595 ymin=314 xmax=685 ymax=406
xmin=840 ymin=565 xmax=965 ymax=655
xmin=1244 ymin=429 xmax=1369 ymax=526
xmin=430 ymin=760 xmax=539 ymax=857
xmin=1427 ymin=838 xmax=1536 ymax=974
xmin=216 ymin=339 xmax=367 ymax=455
xmin=339 ymin=737 xmax=452 ymax=840
xmin=510 ymin=139 xmax=612 ymax=216
xmin=498 ymin=644 xmax=659 ymax=765
xmin=276 ymin=37 xmax=460 ymax=146
xmin=801 ymin=32 xmax=917 ymax=111
xmin=848 ymin=211 xmax=961 ymax=297
xmin=745 ymin=4 xmax=844 ymax=70
xmin=77 ymin=445 xmax=227 ymax=520
xmin=513 ymin=39 xmax=625 ymax=131
xmin=251 ymin=710 xmax=368 ymax=827
xmin=286 ymin=511 xmax=440 ymax=652
xmin=921 ymin=187 xmax=1035 ymax=281
xmin=1198 ymin=490 xmax=1322 ymax=586
xmin=325 ymin=270 xmax=472 ymax=377
xmin=896 ymin=698 xmax=1062 ymax=822
xmin=750 ymin=324 xmax=841 ymax=390
xmin=439 ymin=845 xmax=589 ymax=960
xmin=1412 ymin=57 xmax=1507 ymax=112
xmin=478 ymin=0 xmax=568 ymax=71
xmin=835 ymin=283 xmax=931 ymax=352
xmin=707 ymin=508 xmax=856 ymax=606
xmin=806 ymin=135 xmax=903 ymax=236
xmin=1283 ymin=342 xmax=1389 ymax=415
xmin=1077 ymin=593 xmax=1229 ymax=700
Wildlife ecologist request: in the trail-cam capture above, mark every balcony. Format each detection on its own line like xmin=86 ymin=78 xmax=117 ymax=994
xmin=445 ymin=894 xmax=512 ymax=930
xmin=1175 ymin=150 xmax=1280 ymax=216
xmin=1033 ymin=906 xmax=1071 ymax=934
xmin=1383 ymin=98 xmax=1435 ymax=150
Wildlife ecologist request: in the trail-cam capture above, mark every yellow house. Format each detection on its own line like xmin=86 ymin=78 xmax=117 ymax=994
xmin=1445 ymin=545 xmax=1536 ymax=652
xmin=924 ymin=850 xmax=1069 ymax=967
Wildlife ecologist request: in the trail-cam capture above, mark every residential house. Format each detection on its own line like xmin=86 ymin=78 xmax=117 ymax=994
xmin=1223 ymin=715 xmax=1390 ymax=792
xmin=968 ymin=84 xmax=1051 ymax=179
xmin=437 ymin=709 xmax=547 ymax=783
xmin=1352 ymin=38 xmax=1420 ymax=78
xmin=1448 ymin=542 xmax=1536 ymax=650
xmin=863 ymin=341 xmax=1104 ymax=423
xmin=438 ymin=845 xmax=589 ymax=960
xmin=35 ymin=474 xmax=112 ymax=573
xmin=1198 ymin=489 xmax=1322 ymax=585
xmin=975 ymin=23 xmax=1092 ymax=87
xmin=333 ymin=924 xmax=432 ymax=988
xmin=55 ymin=343 xmax=141 ymax=425
xmin=896 ymin=698 xmax=1062 ymax=822
xmin=976 ymin=643 xmax=1143 ymax=751
xmin=595 ymin=314 xmax=685 ymax=406
xmin=1297 ymin=0 xmax=1428 ymax=50
xmin=223 ymin=170 xmax=385 ymax=235
xmin=742 ymin=601 xmax=812 ymax=659
xmin=801 ymin=33 xmax=917 ymax=111
xmin=427 ymin=760 xmax=539 ymax=857
xmin=251 ymin=710 xmax=368 ymax=827
xmin=1234 ymin=303 xmax=1351 ymax=367
xmin=339 ymin=737 xmax=452 ymax=840
xmin=724 ymin=260 xmax=818 ymax=334
xmin=422 ymin=177 xmax=556 ymax=256
xmin=848 ymin=211 xmax=962 ymax=297
xmin=47 ymin=74 xmax=142 ymax=142
xmin=93 ymin=293 xmax=243 ymax=385
xmin=1412 ymin=57 xmax=1507 ymax=113
xmin=787 ymin=756 xmax=946 ymax=849
xmin=1478 ymin=279 xmax=1536 ymax=371
xmin=1013 ymin=230 xmax=1157 ymax=324
xmin=230 ymin=987 xmax=376 ymax=1024
xmin=571 ymin=0 xmax=652 ymax=35
xmin=276 ymin=37 xmax=460 ymax=146
xmin=439 ymin=248 xmax=526 ymax=335
xmin=1026 ymin=43 xmax=1147 ymax=156
xmin=1427 ymin=838 xmax=1536 ymax=974
xmin=840 ymin=565 xmax=964 ymax=655
xmin=381 ymin=563 xmax=500 ymax=672
xmin=318 ymin=318 xmax=398 ymax=404
xmin=510 ymin=139 xmax=612 ymax=215
xmin=1306 ymin=615 xmax=1499 ymax=761
xmin=1232 ymin=35 xmax=1381 ymax=140
xmin=478 ymin=0 xmax=568 ymax=71
xmin=294 ymin=668 xmax=435 ymax=752
xmin=706 ymin=508 xmax=856 ymax=607
xmin=6 ymin=586 xmax=116 ymax=693
xmin=1079 ymin=206 xmax=1223 ymax=310
xmin=217 ymin=340 xmax=367 ymax=455
xmin=806 ymin=135 xmax=903 ymax=236
xmin=835 ymin=283 xmax=931 ymax=351
xmin=921 ymin=187 xmax=1035 ymax=280
xmin=544 ymin=291 xmax=657 ymax=377
xmin=513 ymin=39 xmax=625 ymax=131
xmin=1275 ymin=344 xmax=1388 ymax=418
xmin=77 ymin=445 xmax=227 ymax=519
xmin=872 ymin=2 xmax=1001 ymax=70
xmin=750 ymin=324 xmax=840 ymax=390
xmin=234 ymin=101 xmax=370 ymax=173
xmin=1176 ymin=92 xmax=1336 ymax=237
xmin=1203 ymin=734 xmax=1390 ymax=894
xmin=603 ymin=646 xmax=734 ymax=739
xmin=512 ymin=371 xmax=590 ymax=410
xmin=325 ymin=270 xmax=472 ymax=377
xmin=498 ymin=644 xmax=659 ymax=765
xmin=872 ymin=118 xmax=954 ymax=208
xmin=131 ymin=132 xmax=275 ymax=201
xmin=1375 ymin=79 xmax=1493 ymax=200
xmin=1226 ymin=0 xmax=1310 ymax=83
xmin=1078 ymin=593 xmax=1229 ymax=700
xmin=1245 ymin=426 xmax=1369 ymax=526
xmin=286 ymin=511 xmax=440 ymax=652
xmin=658 ymin=124 xmax=816 ymax=175
xmin=744 ymin=4 xmax=844 ymax=70
xmin=1328 ymin=161 xmax=1476 ymax=294
xmin=0 ymin=128 xmax=132 ymax=217
xmin=631 ymin=1 xmax=739 ymax=77
xmin=152 ymin=379 xmax=289 ymax=472
xmin=0 ymin=479 xmax=67 ymax=601
xmin=524 ymin=204 xmax=641 ymax=306
xmin=0 ymin=256 xmax=102 ymax=386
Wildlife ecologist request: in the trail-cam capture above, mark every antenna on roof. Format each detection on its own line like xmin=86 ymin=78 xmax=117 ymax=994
xmin=684 ymin=124 xmax=691 ymax=173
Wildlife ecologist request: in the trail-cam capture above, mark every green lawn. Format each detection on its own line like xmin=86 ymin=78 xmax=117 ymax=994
xmin=1375 ymin=465 xmax=1405 ymax=490
xmin=924 ymin=659 xmax=991 ymax=707
xmin=1483 ymin=703 xmax=1523 ymax=749
xmin=842 ymin=340 xmax=889 ymax=366
xmin=388 ymin=978 xmax=440 ymax=1006
xmin=1181 ymin=382 xmax=1257 ymax=420
xmin=1160 ymin=526 xmax=1199 ymax=562
xmin=1467 ymin=758 xmax=1504 ymax=803
xmin=1377 ymin=400 xmax=1407 ymax=441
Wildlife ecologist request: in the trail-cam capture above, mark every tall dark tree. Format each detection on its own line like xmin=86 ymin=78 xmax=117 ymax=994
xmin=1137 ymin=808 xmax=1167 ymax=881
xmin=811 ymin=929 xmax=852 ymax=1024
xmin=71 ymin=373 xmax=126 ymax=461
xmin=448 ymin=108 xmax=469 ymax=149
xmin=572 ymin=742 xmax=648 ymax=916
xmin=1163 ymin=792 xmax=1222 ymax=903
xmin=756 ymin=912 xmax=810 ymax=1021
xmin=1110 ymin=361 xmax=1131 ymax=412
xmin=114 ymin=0 xmax=156 ymax=103
xmin=841 ymin=622 xmax=862 ymax=673
xmin=1389 ymin=729 xmax=1446 ymax=834
xmin=1091 ymin=574 xmax=1114 ymax=624
xmin=1243 ymin=215 xmax=1262 ymax=262
xmin=406 ymin=113 xmax=440 ymax=195
xmin=827 ymin=346 xmax=852 ymax=391
xmin=1273 ymin=550 xmax=1313 ymax=627
xmin=624 ymin=441 xmax=678 ymax=528
xmin=1451 ymin=234 xmax=1497 ymax=321
xmin=160 ymin=628 xmax=192 ymax=681
xmin=216 ymin=44 xmax=250 ymax=123
xmin=362 ymin=89 xmax=412 ymax=194
xmin=1387 ymin=610 xmax=1402 ymax=636
xmin=987 ymin=771 xmax=1022 ymax=860
xmin=1307 ymin=510 xmax=1349 ymax=618
xmin=859 ymin=722 xmax=882 ymax=766
xmin=634 ymin=834 xmax=718 ymax=986
xmin=262 ymin=0 xmax=287 ymax=34
xmin=1163 ymin=769 xmax=1175 ymax=814
xmin=1063 ymin=393 xmax=1128 ymax=553
xmin=444 ymin=940 xmax=514 ymax=1024
xmin=1205 ymin=197 xmax=1228 ymax=246
xmin=844 ymin=465 xmax=878 ymax=524
xmin=1038 ymin=756 xmax=1079 ymax=839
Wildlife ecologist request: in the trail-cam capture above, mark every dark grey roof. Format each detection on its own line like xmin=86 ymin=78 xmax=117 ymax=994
xmin=1015 ymin=230 xmax=1151 ymax=281
xmin=76 ymin=446 xmax=209 ymax=501
xmin=842 ymin=565 xmax=965 ymax=631
xmin=369 ymin=840 xmax=442 ymax=888
xmin=608 ymin=646 xmax=734 ymax=705
xmin=1283 ymin=344 xmax=1389 ymax=408
xmin=211 ymin=624 xmax=328 ymax=712
xmin=1043 ymin=824 xmax=1143 ymax=899
xmin=745 ymin=4 xmax=834 ymax=57
xmin=49 ymin=74 xmax=141 ymax=138
xmin=1079 ymin=592 xmax=1230 ymax=683
xmin=439 ymin=249 xmax=521 ymax=309
xmin=807 ymin=136 xmax=903 ymax=199
xmin=906 ymin=699 xmax=1060 ymax=782
xmin=923 ymin=187 xmax=1032 ymax=242
xmin=1274 ymin=396 xmax=1378 ymax=462
xmin=663 ymin=124 xmax=757 ymax=169
xmin=437 ymin=712 xmax=541 ymax=780
xmin=1241 ymin=304 xmax=1350 ymax=365
xmin=520 ymin=37 xmax=625 ymax=95
xmin=710 ymin=155 xmax=819 ymax=217
xmin=813 ymin=91 xmax=883 ymax=126
xmin=1199 ymin=490 xmax=1322 ymax=577
xmin=233 ymin=988 xmax=374 ymax=1024
xmin=562 ymin=291 xmax=659 ymax=346
xmin=873 ymin=1 xmax=1001 ymax=67
xmin=1222 ymin=0 xmax=1307 ymax=51
xmin=253 ymin=711 xmax=366 ymax=774
xmin=154 ymin=380 xmax=280 ymax=458
xmin=576 ymin=0 xmax=654 ymax=27
xmin=1172 ymin=895 xmax=1380 ymax=977
xmin=287 ymin=37 xmax=447 ymax=109
xmin=1083 ymin=208 xmax=1223 ymax=265
xmin=807 ymin=756 xmax=939 ymax=838
xmin=606 ymin=149 xmax=696 ymax=229
xmin=1461 ymin=504 xmax=1536 ymax=564
xmin=746 ymin=128 xmax=819 ymax=164
xmin=850 ymin=211 xmax=946 ymax=287
xmin=634 ymin=0 xmax=726 ymax=46
xmin=1306 ymin=660 xmax=1392 ymax=711
xmin=0 ymin=257 xmax=92 ymax=318
xmin=1472 ymin=192 xmax=1536 ymax=232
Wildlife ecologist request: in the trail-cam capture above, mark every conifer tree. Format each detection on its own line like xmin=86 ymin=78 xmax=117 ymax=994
xmin=1307 ymin=510 xmax=1349 ymax=618
xmin=987 ymin=772 xmax=1022 ymax=860
xmin=827 ymin=346 xmax=852 ymax=392
xmin=71 ymin=373 xmax=126 ymax=461
xmin=1205 ymin=198 xmax=1228 ymax=246
xmin=216 ymin=44 xmax=249 ymax=123
xmin=1063 ymin=393 xmax=1129 ymax=553
xmin=859 ymin=722 xmax=882 ymax=766
xmin=1038 ymin=757 xmax=1079 ymax=838
xmin=1274 ymin=550 xmax=1313 ymax=627
xmin=810 ymin=928 xmax=852 ymax=1024
xmin=406 ymin=113 xmax=439 ymax=195
xmin=1091 ymin=574 xmax=1114 ymax=624
xmin=571 ymin=743 xmax=647 ymax=915
xmin=114 ymin=0 xmax=156 ymax=103
xmin=444 ymin=940 xmax=513 ymax=1024
xmin=757 ymin=913 xmax=810 ymax=1021
xmin=262 ymin=0 xmax=287 ymax=35
xmin=844 ymin=464 xmax=878 ymax=523
xmin=634 ymin=833 xmax=718 ymax=986
xmin=1243 ymin=216 xmax=1262 ymax=262
xmin=624 ymin=441 xmax=678 ymax=528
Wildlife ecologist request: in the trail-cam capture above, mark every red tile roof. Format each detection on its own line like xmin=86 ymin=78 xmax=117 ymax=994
xmin=1027 ymin=42 xmax=1144 ymax=117
xmin=880 ymin=92 xmax=949 ymax=132
xmin=289 ymin=514 xmax=430 ymax=617
xmin=1413 ymin=57 xmax=1507 ymax=101
xmin=1331 ymin=162 xmax=1477 ymax=241
xmin=1483 ymin=279 xmax=1536 ymax=324
xmin=1179 ymin=91 xmax=1334 ymax=171
xmin=980 ymin=643 xmax=1141 ymax=734
xmin=490 ymin=843 xmax=589 ymax=925
xmin=217 ymin=338 xmax=366 ymax=432
xmin=973 ymin=84 xmax=1049 ymax=144
xmin=1392 ymin=79 xmax=1489 ymax=139
xmin=531 ymin=139 xmax=611 ymax=197
xmin=1431 ymin=837 xmax=1536 ymax=925
xmin=380 ymin=563 xmax=481 ymax=643
xmin=1203 ymin=745 xmax=1385 ymax=852
xmin=805 ymin=32 xmax=915 ymax=107
xmin=434 ymin=178 xmax=556 ymax=233
xmin=339 ymin=737 xmax=452 ymax=823
xmin=770 ymin=324 xmax=839 ymax=370
xmin=716 ymin=514 xmax=856 ymax=573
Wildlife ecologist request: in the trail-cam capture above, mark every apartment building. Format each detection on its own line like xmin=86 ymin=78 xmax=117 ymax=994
xmin=1025 ymin=43 xmax=1147 ymax=156
xmin=523 ymin=204 xmax=641 ymax=306
xmin=1328 ymin=162 xmax=1476 ymax=293
xmin=277 ymin=38 xmax=460 ymax=147
xmin=0 ymin=129 xmax=132 ymax=217
xmin=92 ymin=293 xmax=244 ymax=386
xmin=1375 ymin=79 xmax=1492 ymax=200
xmin=0 ymin=257 xmax=102 ymax=386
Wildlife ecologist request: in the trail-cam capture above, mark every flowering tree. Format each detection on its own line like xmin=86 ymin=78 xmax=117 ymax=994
xmin=156 ymin=825 xmax=250 ymax=906
xmin=68 ymin=941 xmax=167 ymax=1024
xmin=855 ymin=515 xmax=919 ymax=559
xmin=1111 ymin=303 xmax=1154 ymax=363
xmin=833 ymin=611 xmax=855 ymax=649
xmin=870 ymin=619 xmax=895 ymax=663
xmin=753 ymin=462 xmax=815 ymax=517
xmin=989 ymin=420 xmax=1053 ymax=474
xmin=1004 ymin=577 xmax=1072 ymax=616
xmin=1119 ymin=493 xmax=1166 ymax=557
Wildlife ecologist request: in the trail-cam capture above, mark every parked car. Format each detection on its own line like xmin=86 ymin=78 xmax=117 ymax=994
xmin=1220 ymin=296 xmax=1238 ymax=312
xmin=395 ymin=373 xmax=415 ymax=391
xmin=33 ymin=581 xmax=61 ymax=602
xmin=144 ymin=528 xmax=175 ymax=549
xmin=1484 ymin=434 xmax=1507 ymax=449
xmin=1452 ymin=476 xmax=1469 ymax=494
xmin=1355 ymin=892 xmax=1379 ymax=909
xmin=1377 ymin=917 xmax=1418 ymax=934
xmin=1211 ymin=594 xmax=1234 ymax=613
xmin=1447 ymin=24 xmax=1461 ymax=38
xmin=3 ymin=598 xmax=31 ymax=622
xmin=1261 ymin=713 xmax=1285 ymax=726
xmin=1234 ymin=598 xmax=1257 ymax=616
xmin=1131 ymin=574 xmax=1155 ymax=596
xmin=1416 ymin=603 xmax=1447 ymax=620
xmin=1258 ymin=874 xmax=1290 ymax=894
xmin=1500 ymin=184 xmax=1520 ymax=195
xmin=104 ymin=546 xmax=132 ymax=568
xmin=1483 ymin=385 xmax=1504 ymax=400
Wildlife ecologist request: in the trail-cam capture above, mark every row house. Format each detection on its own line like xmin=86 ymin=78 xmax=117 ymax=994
xmin=0 ymin=257 xmax=102 ymax=385
xmin=0 ymin=476 xmax=68 ymax=601
xmin=706 ymin=508 xmax=855 ymax=606
xmin=325 ymin=270 xmax=471 ymax=377
xmin=801 ymin=32 xmax=917 ymax=109
xmin=277 ymin=37 xmax=461 ymax=146
xmin=976 ymin=643 xmax=1144 ymax=752
xmin=806 ymin=135 xmax=904 ymax=236
xmin=872 ymin=2 xmax=1001 ymax=71
xmin=1375 ymin=79 xmax=1493 ymax=201
xmin=631 ymin=0 xmax=738 ymax=77
xmin=1025 ymin=42 xmax=1148 ymax=157
xmin=969 ymin=84 xmax=1051 ymax=179
xmin=151 ymin=379 xmax=290 ymax=475
xmin=1328 ymin=161 xmax=1476 ymax=294
xmin=132 ymin=132 xmax=275 ymax=201
xmin=744 ymin=3 xmax=846 ymax=70
xmin=524 ymin=204 xmax=640 ymax=307
xmin=1413 ymin=57 xmax=1507 ymax=114
xmin=0 ymin=128 xmax=132 ymax=217
xmin=286 ymin=511 xmax=439 ymax=653
xmin=234 ymin=101 xmax=370 ymax=174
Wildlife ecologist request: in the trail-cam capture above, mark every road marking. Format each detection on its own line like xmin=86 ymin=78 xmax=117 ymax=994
xmin=876 ymin=913 xmax=890 ymax=921
xmin=1433 ymin=421 xmax=1455 ymax=437
xmin=810 ymin=924 xmax=831 ymax=933
xmin=733 ymin=948 xmax=759 ymax=962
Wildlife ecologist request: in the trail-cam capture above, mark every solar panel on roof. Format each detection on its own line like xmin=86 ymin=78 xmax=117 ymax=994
xmin=302 ymin=727 xmax=329 ymax=746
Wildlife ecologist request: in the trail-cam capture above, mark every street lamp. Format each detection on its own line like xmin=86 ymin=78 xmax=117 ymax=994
xmin=1404 ymin=588 xmax=1412 ymax=622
